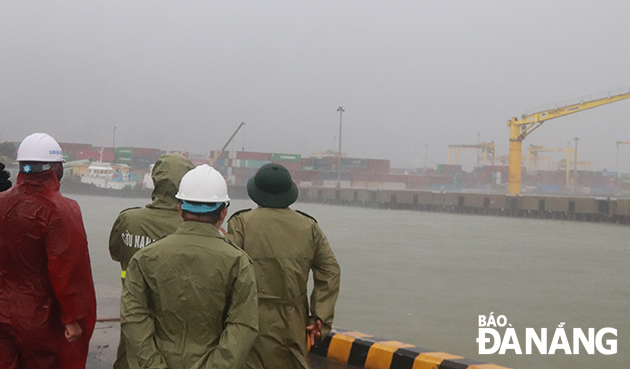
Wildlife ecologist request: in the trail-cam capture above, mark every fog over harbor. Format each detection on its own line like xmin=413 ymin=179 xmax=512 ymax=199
xmin=2 ymin=1 xmax=630 ymax=172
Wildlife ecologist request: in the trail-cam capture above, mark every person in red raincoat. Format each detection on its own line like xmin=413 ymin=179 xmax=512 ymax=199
xmin=0 ymin=133 xmax=97 ymax=369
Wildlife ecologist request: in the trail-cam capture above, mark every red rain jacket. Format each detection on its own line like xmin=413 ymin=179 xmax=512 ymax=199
xmin=0 ymin=170 xmax=96 ymax=369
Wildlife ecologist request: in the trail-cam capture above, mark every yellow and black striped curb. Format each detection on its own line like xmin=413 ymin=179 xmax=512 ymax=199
xmin=309 ymin=328 xmax=513 ymax=369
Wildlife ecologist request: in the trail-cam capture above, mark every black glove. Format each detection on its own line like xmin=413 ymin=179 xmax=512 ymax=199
xmin=0 ymin=162 xmax=12 ymax=192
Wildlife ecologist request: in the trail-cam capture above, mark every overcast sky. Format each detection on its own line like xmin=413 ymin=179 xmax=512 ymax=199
xmin=1 ymin=1 xmax=630 ymax=171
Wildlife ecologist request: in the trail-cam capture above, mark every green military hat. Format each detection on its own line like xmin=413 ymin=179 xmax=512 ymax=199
xmin=247 ymin=163 xmax=298 ymax=208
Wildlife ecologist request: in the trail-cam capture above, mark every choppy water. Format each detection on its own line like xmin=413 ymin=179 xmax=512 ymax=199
xmin=68 ymin=194 xmax=629 ymax=369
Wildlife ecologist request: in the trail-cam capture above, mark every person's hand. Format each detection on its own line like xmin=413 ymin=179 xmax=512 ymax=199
xmin=306 ymin=319 xmax=322 ymax=344
xmin=64 ymin=322 xmax=83 ymax=343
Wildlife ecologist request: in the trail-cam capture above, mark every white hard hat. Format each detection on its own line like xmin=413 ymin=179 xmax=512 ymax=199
xmin=16 ymin=133 xmax=64 ymax=162
xmin=176 ymin=165 xmax=230 ymax=203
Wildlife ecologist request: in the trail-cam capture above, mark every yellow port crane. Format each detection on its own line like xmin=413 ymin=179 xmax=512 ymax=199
xmin=447 ymin=142 xmax=495 ymax=166
xmin=507 ymin=87 xmax=630 ymax=194
xmin=526 ymin=145 xmax=575 ymax=185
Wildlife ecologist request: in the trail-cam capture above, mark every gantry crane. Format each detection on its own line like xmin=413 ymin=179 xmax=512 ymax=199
xmin=447 ymin=142 xmax=495 ymax=166
xmin=507 ymin=87 xmax=630 ymax=194
xmin=526 ymin=145 xmax=576 ymax=185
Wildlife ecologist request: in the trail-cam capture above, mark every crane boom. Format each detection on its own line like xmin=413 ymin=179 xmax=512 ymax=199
xmin=210 ymin=122 xmax=245 ymax=167
xmin=507 ymin=87 xmax=630 ymax=194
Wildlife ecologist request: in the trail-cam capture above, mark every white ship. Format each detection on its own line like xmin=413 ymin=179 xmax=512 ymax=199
xmin=80 ymin=162 xmax=137 ymax=190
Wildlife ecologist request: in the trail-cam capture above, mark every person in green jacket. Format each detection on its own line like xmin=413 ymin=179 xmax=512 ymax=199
xmin=109 ymin=153 xmax=194 ymax=369
xmin=227 ymin=163 xmax=341 ymax=369
xmin=121 ymin=164 xmax=259 ymax=369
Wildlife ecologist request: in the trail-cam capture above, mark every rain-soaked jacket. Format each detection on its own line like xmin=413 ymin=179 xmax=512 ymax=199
xmin=227 ymin=207 xmax=341 ymax=369
xmin=0 ymin=170 xmax=96 ymax=369
xmin=121 ymin=221 xmax=259 ymax=369
xmin=109 ymin=153 xmax=194 ymax=274
xmin=109 ymin=153 xmax=194 ymax=369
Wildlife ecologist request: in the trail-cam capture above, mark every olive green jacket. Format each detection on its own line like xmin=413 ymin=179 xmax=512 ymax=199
xmin=109 ymin=153 xmax=194 ymax=274
xmin=109 ymin=154 xmax=194 ymax=369
xmin=227 ymin=208 xmax=341 ymax=369
xmin=121 ymin=221 xmax=259 ymax=369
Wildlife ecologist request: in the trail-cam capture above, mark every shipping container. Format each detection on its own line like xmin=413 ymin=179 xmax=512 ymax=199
xmin=272 ymin=161 xmax=302 ymax=170
xmin=341 ymin=157 xmax=368 ymax=167
xmin=351 ymin=181 xmax=382 ymax=189
xmin=536 ymin=184 xmax=561 ymax=193
xmin=115 ymin=147 xmax=133 ymax=157
xmin=242 ymin=160 xmax=271 ymax=169
xmin=290 ymin=169 xmax=321 ymax=183
xmin=236 ymin=151 xmax=271 ymax=160
xmin=115 ymin=156 xmax=132 ymax=164
xmin=320 ymin=171 xmax=352 ymax=181
xmin=314 ymin=158 xmax=330 ymax=170
xmin=76 ymin=150 xmax=101 ymax=161
xmin=602 ymin=171 xmax=618 ymax=178
xmin=366 ymin=158 xmax=390 ymax=170
xmin=132 ymin=156 xmax=157 ymax=169
xmin=132 ymin=147 xmax=161 ymax=157
xmin=301 ymin=157 xmax=315 ymax=166
xmin=437 ymin=164 xmax=463 ymax=175
xmin=209 ymin=150 xmax=230 ymax=159
xmin=350 ymin=172 xmax=387 ymax=183
xmin=270 ymin=153 xmax=302 ymax=162
xmin=59 ymin=142 xmax=93 ymax=153
xmin=321 ymin=180 xmax=351 ymax=188
xmin=101 ymin=152 xmax=115 ymax=162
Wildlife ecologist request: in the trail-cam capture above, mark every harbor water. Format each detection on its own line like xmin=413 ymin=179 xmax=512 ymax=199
xmin=69 ymin=194 xmax=629 ymax=369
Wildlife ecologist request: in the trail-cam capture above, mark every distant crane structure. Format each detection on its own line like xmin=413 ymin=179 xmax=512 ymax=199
xmin=447 ymin=142 xmax=495 ymax=166
xmin=526 ymin=145 xmax=576 ymax=185
xmin=210 ymin=122 xmax=245 ymax=167
xmin=507 ymin=87 xmax=630 ymax=194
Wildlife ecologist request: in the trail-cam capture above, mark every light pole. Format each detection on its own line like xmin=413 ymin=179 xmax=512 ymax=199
xmin=337 ymin=106 xmax=344 ymax=188
xmin=573 ymin=137 xmax=579 ymax=187
xmin=112 ymin=127 xmax=117 ymax=151
xmin=424 ymin=144 xmax=428 ymax=170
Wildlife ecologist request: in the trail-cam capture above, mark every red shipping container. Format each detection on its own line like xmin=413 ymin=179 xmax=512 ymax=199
xmin=273 ymin=161 xmax=301 ymax=170
xmin=290 ymin=170 xmax=321 ymax=183
xmin=133 ymin=147 xmax=161 ymax=157
xmin=387 ymin=174 xmax=409 ymax=183
xmin=76 ymin=150 xmax=101 ymax=161
xmin=236 ymin=151 xmax=271 ymax=160
xmin=59 ymin=142 xmax=93 ymax=153
xmin=429 ymin=175 xmax=454 ymax=185
xmin=366 ymin=158 xmax=390 ymax=170
xmin=351 ymin=172 xmax=387 ymax=182
xmin=101 ymin=152 xmax=115 ymax=162
xmin=301 ymin=157 xmax=315 ymax=166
